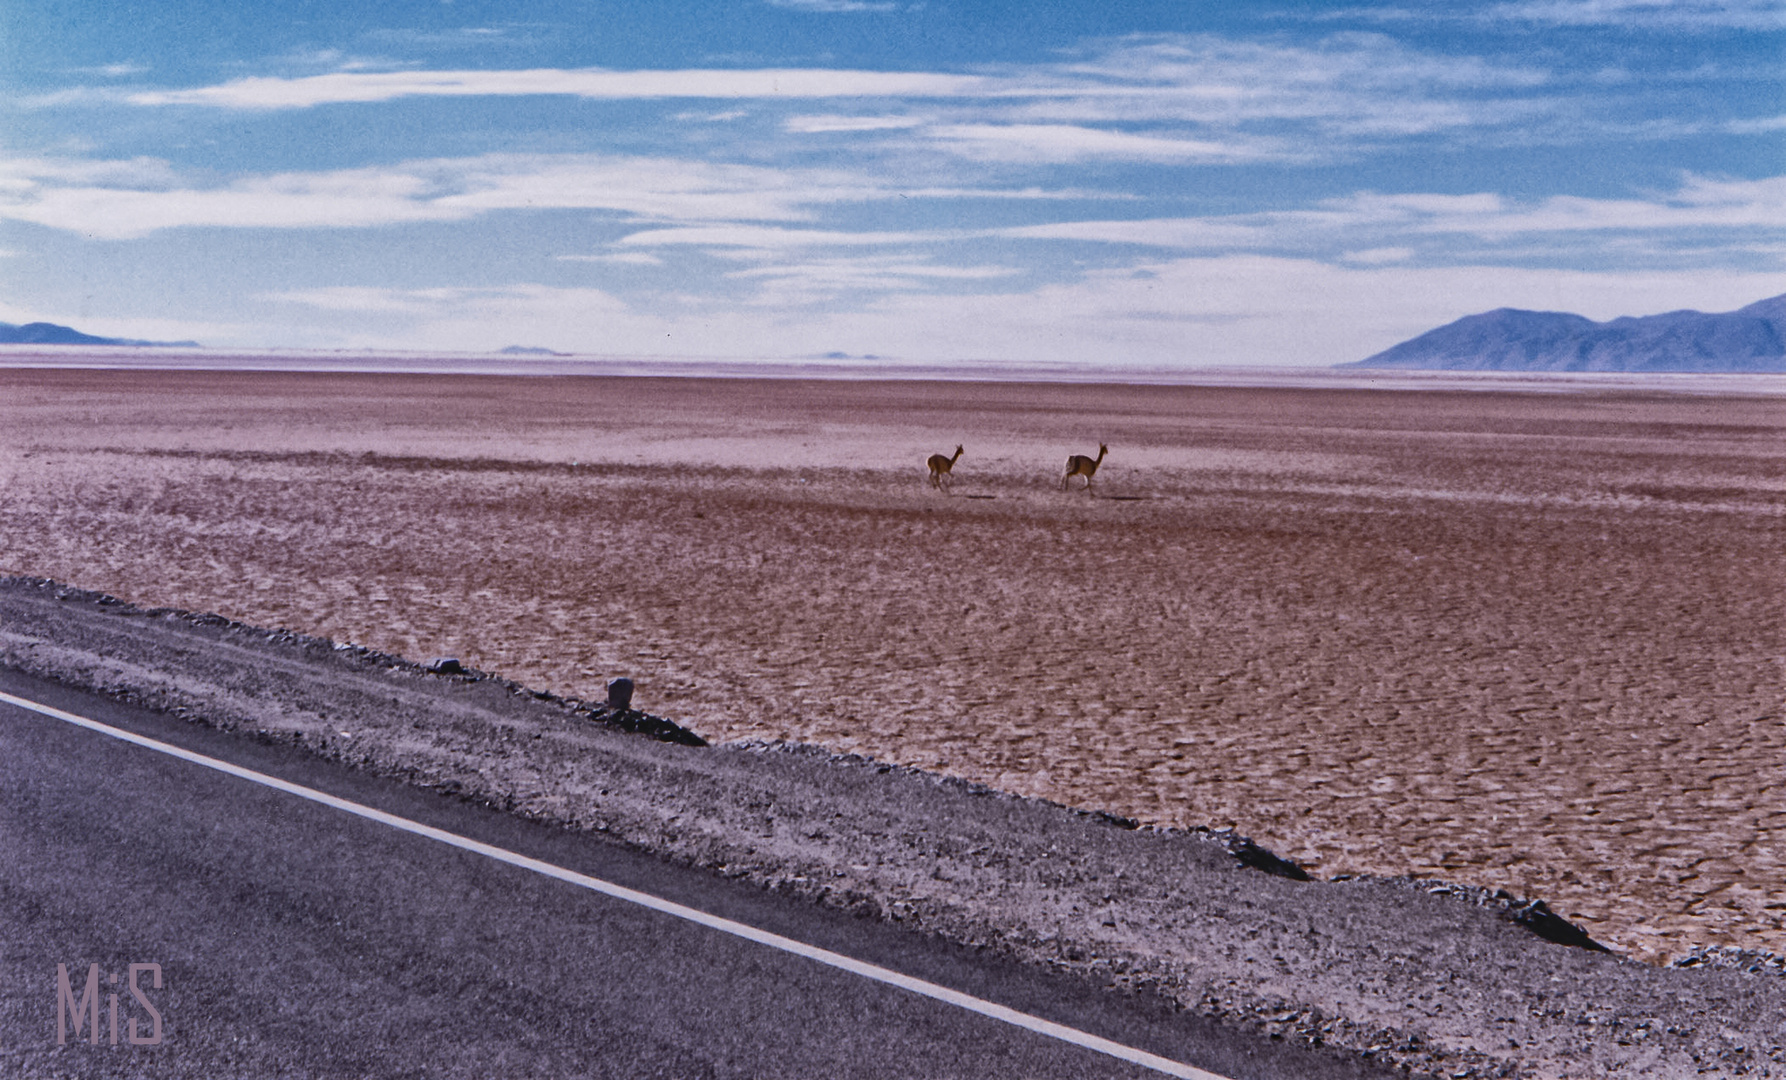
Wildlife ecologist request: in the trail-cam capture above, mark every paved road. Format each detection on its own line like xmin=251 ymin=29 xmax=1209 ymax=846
xmin=1 ymin=669 xmax=1395 ymax=1079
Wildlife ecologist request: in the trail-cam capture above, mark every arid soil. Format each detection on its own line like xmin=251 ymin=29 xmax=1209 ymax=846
xmin=1 ymin=366 xmax=1782 ymax=965
xmin=6 ymin=579 xmax=1783 ymax=1080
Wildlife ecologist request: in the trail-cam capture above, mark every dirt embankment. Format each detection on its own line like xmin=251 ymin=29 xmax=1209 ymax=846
xmin=4 ymin=578 xmax=1783 ymax=1079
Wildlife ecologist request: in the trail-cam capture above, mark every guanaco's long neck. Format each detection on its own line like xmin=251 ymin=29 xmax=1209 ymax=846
xmin=1095 ymin=447 xmax=1107 ymax=465
xmin=951 ymin=448 xmax=964 ymax=465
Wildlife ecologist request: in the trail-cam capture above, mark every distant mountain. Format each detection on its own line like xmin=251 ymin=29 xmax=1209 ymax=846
xmin=497 ymin=345 xmax=568 ymax=356
xmin=0 ymin=321 xmax=199 ymax=347
xmin=1345 ymin=293 xmax=1786 ymax=372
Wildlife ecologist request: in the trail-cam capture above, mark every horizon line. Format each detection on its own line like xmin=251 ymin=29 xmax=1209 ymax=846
xmin=4 ymin=345 xmax=1784 ymax=395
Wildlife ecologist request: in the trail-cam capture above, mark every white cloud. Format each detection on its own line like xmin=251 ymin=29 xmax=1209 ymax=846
xmin=0 ymin=164 xmax=451 ymax=238
xmin=998 ymin=175 xmax=1786 ymax=255
xmin=363 ymin=25 xmax=540 ymax=49
xmin=17 ymin=87 xmax=131 ymax=108
xmin=1340 ymin=246 xmax=1417 ymax=264
xmin=997 ymin=33 xmax=1551 ymax=141
xmin=1338 ymin=174 xmax=1786 ymax=236
xmin=267 ymin=287 xmax=435 ymax=314
xmin=426 ymin=155 xmax=878 ymax=221
xmin=0 ymin=156 xmax=182 ymax=189
xmin=618 ymin=225 xmax=959 ymax=248
xmin=57 ymin=31 xmax=1620 ymax=192
xmin=1317 ymin=0 xmax=1786 ymax=29
xmin=270 ymin=283 xmax=636 ymax=316
xmin=1071 ymin=33 xmax=1548 ymax=91
xmin=555 ymin=252 xmax=664 ymax=265
xmin=723 ymin=256 xmax=1017 ymax=304
xmin=728 ymin=258 xmax=1011 ymax=281
xmin=925 ymin=123 xmax=1277 ymax=163
xmin=675 ymin=109 xmax=750 ymax=123
xmin=894 ymin=185 xmax=1133 ymax=201
xmin=1002 ymin=218 xmax=1275 ymax=249
xmin=128 ymin=67 xmax=1000 ymax=109
xmin=1485 ymin=0 xmax=1786 ymax=29
xmin=10 ymin=140 xmax=1777 ymax=285
xmin=1728 ymin=114 xmax=1786 ymax=134
xmin=115 ymin=33 xmax=1564 ymax=153
xmin=785 ymin=114 xmax=927 ymax=133
xmin=0 ymin=151 xmax=1129 ymax=243
xmin=0 ymin=153 xmax=896 ymax=239
xmin=612 ymin=231 xmax=1017 ymax=304
xmin=69 ymin=62 xmax=150 ymax=78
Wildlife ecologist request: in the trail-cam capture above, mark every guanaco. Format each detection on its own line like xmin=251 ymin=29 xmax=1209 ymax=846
xmin=927 ymin=445 xmax=964 ymax=491
xmin=1061 ymin=443 xmax=1107 ymax=491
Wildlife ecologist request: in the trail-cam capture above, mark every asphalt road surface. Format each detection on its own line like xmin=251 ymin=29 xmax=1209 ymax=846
xmin=0 ymin=668 xmax=1398 ymax=1079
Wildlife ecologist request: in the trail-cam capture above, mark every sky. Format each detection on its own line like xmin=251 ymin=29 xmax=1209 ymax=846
xmin=1 ymin=0 xmax=1783 ymax=367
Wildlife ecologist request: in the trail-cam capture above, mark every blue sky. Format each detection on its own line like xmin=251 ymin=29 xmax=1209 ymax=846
xmin=2 ymin=0 xmax=1782 ymax=366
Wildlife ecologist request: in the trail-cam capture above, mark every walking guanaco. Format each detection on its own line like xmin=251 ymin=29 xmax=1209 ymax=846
xmin=927 ymin=445 xmax=964 ymax=490
xmin=1061 ymin=443 xmax=1107 ymax=491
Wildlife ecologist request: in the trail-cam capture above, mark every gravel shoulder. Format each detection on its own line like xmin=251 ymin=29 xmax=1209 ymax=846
xmin=3 ymin=576 xmax=1783 ymax=1079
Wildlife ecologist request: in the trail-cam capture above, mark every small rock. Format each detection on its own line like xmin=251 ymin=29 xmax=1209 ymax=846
xmin=607 ymin=677 xmax=634 ymax=711
xmin=426 ymin=657 xmax=466 ymax=675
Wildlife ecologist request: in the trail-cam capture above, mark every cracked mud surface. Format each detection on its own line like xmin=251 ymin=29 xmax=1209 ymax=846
xmin=4 ymin=578 xmax=1785 ymax=1079
xmin=0 ymin=367 xmax=1782 ymax=974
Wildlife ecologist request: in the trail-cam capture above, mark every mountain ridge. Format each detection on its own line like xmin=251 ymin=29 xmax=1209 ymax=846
xmin=1345 ymin=293 xmax=1786 ymax=372
xmin=0 ymin=321 xmax=199 ymax=348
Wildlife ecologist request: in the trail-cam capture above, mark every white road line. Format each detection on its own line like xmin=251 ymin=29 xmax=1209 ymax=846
xmin=2 ymin=689 xmax=1234 ymax=1080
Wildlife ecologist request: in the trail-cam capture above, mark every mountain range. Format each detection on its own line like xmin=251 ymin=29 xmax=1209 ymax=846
xmin=1346 ymin=293 xmax=1786 ymax=372
xmin=0 ymin=321 xmax=198 ymax=348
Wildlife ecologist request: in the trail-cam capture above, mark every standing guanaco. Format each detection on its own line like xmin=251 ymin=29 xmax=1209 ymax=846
xmin=927 ymin=445 xmax=964 ymax=491
xmin=1061 ymin=443 xmax=1107 ymax=491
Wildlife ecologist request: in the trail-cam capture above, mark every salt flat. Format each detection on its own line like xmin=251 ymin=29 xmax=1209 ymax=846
xmin=0 ymin=363 xmax=1782 ymax=965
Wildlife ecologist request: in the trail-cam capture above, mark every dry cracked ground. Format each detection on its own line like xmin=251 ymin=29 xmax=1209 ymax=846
xmin=0 ymin=365 xmax=1782 ymax=967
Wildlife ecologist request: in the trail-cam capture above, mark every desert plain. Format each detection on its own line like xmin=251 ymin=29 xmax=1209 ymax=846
xmin=0 ymin=363 xmax=1781 ymax=965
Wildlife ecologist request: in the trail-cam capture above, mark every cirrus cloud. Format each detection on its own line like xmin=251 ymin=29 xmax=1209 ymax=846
xmin=0 ymin=153 xmax=898 ymax=239
xmin=128 ymin=67 xmax=1005 ymax=109
xmin=1485 ymin=0 xmax=1786 ymax=29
